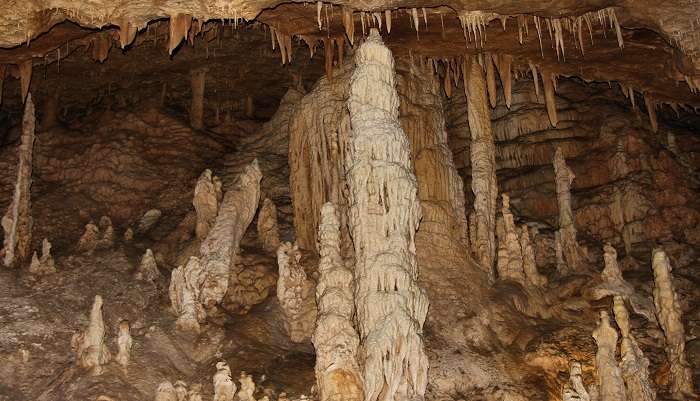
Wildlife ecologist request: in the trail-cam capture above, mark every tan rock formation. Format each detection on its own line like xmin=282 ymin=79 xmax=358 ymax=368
xmin=257 ymin=198 xmax=280 ymax=253
xmin=346 ymin=29 xmax=428 ymax=401
xmin=312 ymin=203 xmax=363 ymax=401
xmin=465 ymin=58 xmax=498 ymax=280
xmin=613 ymin=296 xmax=656 ymax=401
xmin=562 ymin=361 xmax=590 ymax=401
xmin=116 ymin=320 xmax=133 ymax=370
xmin=136 ymin=248 xmax=161 ymax=282
xmin=276 ymin=242 xmax=317 ymax=343
xmin=193 ymin=169 xmax=223 ymax=240
xmin=519 ymin=226 xmax=547 ymax=287
xmin=2 ymin=93 xmax=35 ymax=268
xmin=28 ymin=238 xmax=55 ymax=275
xmin=553 ymin=147 xmax=584 ymax=274
xmin=169 ymin=256 xmax=206 ymax=332
xmin=71 ymin=295 xmax=112 ymax=376
xmin=496 ymin=193 xmax=526 ymax=284
xmin=652 ymin=249 xmax=695 ymax=400
xmin=155 ymin=381 xmax=177 ymax=401
xmin=213 ymin=362 xmax=236 ymax=401
xmin=592 ymin=310 xmax=626 ymax=401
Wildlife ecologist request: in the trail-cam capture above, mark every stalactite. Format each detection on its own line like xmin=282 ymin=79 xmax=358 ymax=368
xmin=342 ymin=7 xmax=354 ymax=45
xmin=346 ymin=29 xmax=428 ymax=401
xmin=553 ymin=147 xmax=584 ymax=274
xmin=168 ymin=14 xmax=192 ymax=55
xmin=496 ymin=194 xmax=525 ymax=284
xmin=652 ymin=249 xmax=695 ymax=400
xmin=528 ymin=62 xmax=540 ymax=98
xmin=71 ymin=295 xmax=112 ymax=376
xmin=257 ymin=198 xmax=281 ymax=253
xmin=91 ymin=32 xmax=112 ymax=62
xmin=317 ymin=1 xmax=323 ymax=30
xmin=644 ymin=94 xmax=658 ymax=133
xmin=276 ymin=242 xmax=317 ymax=343
xmin=592 ymin=310 xmax=627 ymax=401
xmin=385 ymin=10 xmax=392 ymax=34
xmin=28 ymin=238 xmax=55 ymax=274
xmin=496 ymin=54 xmax=513 ymax=108
xmin=542 ymin=68 xmax=558 ymax=127
xmin=190 ymin=68 xmax=207 ymax=130
xmin=464 ymin=57 xmax=498 ymax=281
xmin=312 ymin=203 xmax=363 ymax=401
xmin=613 ymin=296 xmax=656 ymax=401
xmin=118 ymin=19 xmax=137 ymax=49
xmin=485 ymin=53 xmax=497 ymax=108
xmin=2 ymin=93 xmax=34 ymax=268
xmin=194 ymin=169 xmax=223 ymax=240
xmin=19 ymin=59 xmax=32 ymax=103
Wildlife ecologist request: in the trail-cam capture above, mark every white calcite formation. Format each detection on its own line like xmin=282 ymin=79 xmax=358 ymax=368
xmin=553 ymin=147 xmax=584 ymax=274
xmin=519 ymin=226 xmax=547 ymax=287
xmin=496 ymin=193 xmax=526 ymax=284
xmin=193 ymin=169 xmax=222 ymax=240
xmin=155 ymin=381 xmax=177 ymax=401
xmin=613 ymin=296 xmax=656 ymax=401
xmin=276 ymin=242 xmax=317 ymax=343
xmin=465 ymin=58 xmax=498 ymax=281
xmin=169 ymin=256 xmax=207 ymax=332
xmin=257 ymin=198 xmax=281 ymax=253
xmin=652 ymin=249 xmax=695 ymax=400
xmin=345 ymin=29 xmax=428 ymax=401
xmin=238 ymin=372 xmax=256 ymax=401
xmin=2 ymin=93 xmax=35 ymax=268
xmin=116 ymin=320 xmax=133 ymax=370
xmin=312 ymin=203 xmax=363 ymax=401
xmin=28 ymin=238 xmax=55 ymax=275
xmin=213 ymin=362 xmax=236 ymax=401
xmin=562 ymin=362 xmax=590 ymax=401
xmin=71 ymin=295 xmax=112 ymax=376
xmin=136 ymin=248 xmax=161 ymax=282
xmin=592 ymin=310 xmax=626 ymax=401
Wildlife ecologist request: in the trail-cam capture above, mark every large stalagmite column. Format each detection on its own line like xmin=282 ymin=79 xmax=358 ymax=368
xmin=313 ymin=203 xmax=363 ymax=401
xmin=346 ymin=29 xmax=429 ymax=401
xmin=553 ymin=147 xmax=583 ymax=274
xmin=2 ymin=93 xmax=35 ymax=267
xmin=190 ymin=68 xmax=207 ymax=130
xmin=652 ymin=249 xmax=695 ymax=400
xmin=592 ymin=310 xmax=627 ymax=401
xmin=465 ymin=58 xmax=498 ymax=281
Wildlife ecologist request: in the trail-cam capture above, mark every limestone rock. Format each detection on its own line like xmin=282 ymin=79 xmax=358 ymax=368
xmin=136 ymin=248 xmax=161 ymax=282
xmin=213 ymin=362 xmax=236 ymax=401
xmin=193 ymin=169 xmax=222 ymax=240
xmin=2 ymin=93 xmax=35 ymax=268
xmin=652 ymin=249 xmax=695 ymax=400
xmin=312 ymin=203 xmax=363 ymax=401
xmin=276 ymin=242 xmax=317 ymax=343
xmin=592 ymin=311 xmax=626 ymax=401
xmin=70 ymin=295 xmax=112 ymax=376
xmin=346 ymin=29 xmax=428 ymax=401
xmin=257 ymin=198 xmax=280 ymax=253
xmin=28 ymin=238 xmax=55 ymax=275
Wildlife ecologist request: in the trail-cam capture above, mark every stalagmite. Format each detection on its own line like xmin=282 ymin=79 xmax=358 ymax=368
xmin=553 ymin=148 xmax=584 ymax=274
xmin=71 ymin=295 xmax=112 ymax=376
xmin=2 ymin=93 xmax=35 ymax=268
xmin=199 ymin=159 xmax=261 ymax=309
xmin=96 ymin=216 xmax=115 ymax=249
xmin=136 ymin=249 xmax=161 ymax=282
xmin=346 ymin=29 xmax=428 ymax=401
xmin=77 ymin=222 xmax=100 ymax=254
xmin=592 ymin=310 xmax=627 ymax=401
xmin=257 ymin=198 xmax=280 ymax=253
xmin=193 ymin=169 xmax=223 ymax=240
xmin=485 ymin=53 xmax=497 ymax=108
xmin=190 ymin=68 xmax=207 ymax=130
xmin=213 ymin=362 xmax=236 ymax=401
xmin=174 ymin=381 xmax=188 ymax=401
xmin=238 ymin=372 xmax=256 ymax=401
xmin=19 ymin=60 xmax=32 ymax=102
xmin=312 ymin=203 xmax=363 ymax=401
xmin=168 ymin=14 xmax=192 ymax=55
xmin=465 ymin=57 xmax=498 ymax=280
xmin=496 ymin=194 xmax=525 ymax=284
xmin=613 ymin=296 xmax=656 ymax=401
xmin=652 ymin=249 xmax=695 ymax=400
xmin=543 ymin=69 xmax=558 ymax=127
xmin=276 ymin=242 xmax=317 ymax=343
xmin=169 ymin=257 xmax=206 ymax=332
xmin=496 ymin=54 xmax=513 ymax=108
xmin=562 ymin=362 xmax=590 ymax=401
xmin=137 ymin=209 xmax=162 ymax=234
xmin=116 ymin=320 xmax=132 ymax=370
xmin=519 ymin=225 xmax=547 ymax=287
xmin=28 ymin=238 xmax=55 ymax=275
xmin=155 ymin=381 xmax=177 ymax=401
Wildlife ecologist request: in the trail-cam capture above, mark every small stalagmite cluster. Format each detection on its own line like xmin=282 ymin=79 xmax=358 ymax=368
xmin=29 ymin=238 xmax=55 ymax=274
xmin=346 ymin=29 xmax=428 ymax=401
